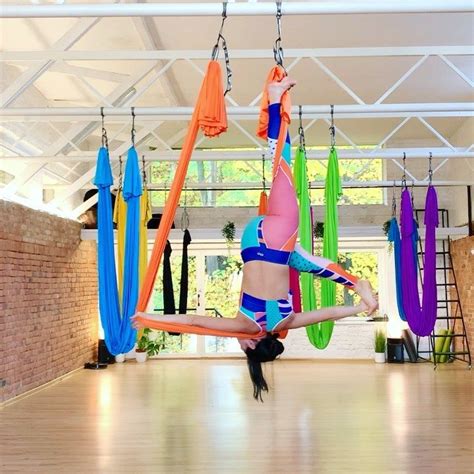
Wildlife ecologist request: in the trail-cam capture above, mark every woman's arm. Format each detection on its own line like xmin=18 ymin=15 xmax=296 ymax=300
xmin=286 ymin=302 xmax=367 ymax=330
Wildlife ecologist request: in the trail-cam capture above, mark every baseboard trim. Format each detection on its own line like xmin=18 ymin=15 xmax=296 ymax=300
xmin=0 ymin=367 xmax=83 ymax=409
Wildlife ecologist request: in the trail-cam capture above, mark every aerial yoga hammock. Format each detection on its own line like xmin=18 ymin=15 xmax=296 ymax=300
xmin=95 ymin=139 xmax=143 ymax=355
xmin=133 ymin=59 xmax=267 ymax=338
xmin=294 ymin=109 xmax=343 ymax=349
xmin=387 ymin=185 xmax=407 ymax=322
xmin=133 ymin=66 xmax=371 ymax=339
xmin=114 ymin=154 xmax=151 ymax=297
xmin=293 ymin=126 xmax=318 ymax=340
xmin=400 ymin=182 xmax=439 ymax=336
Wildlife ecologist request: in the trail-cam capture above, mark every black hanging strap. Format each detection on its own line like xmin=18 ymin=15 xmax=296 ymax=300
xmin=178 ymin=229 xmax=192 ymax=315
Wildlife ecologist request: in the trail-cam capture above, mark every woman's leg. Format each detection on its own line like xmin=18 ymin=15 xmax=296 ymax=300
xmin=132 ymin=311 xmax=260 ymax=334
xmin=263 ymin=78 xmax=299 ymax=250
xmin=286 ymin=301 xmax=367 ymax=330
xmin=289 ymin=243 xmax=358 ymax=289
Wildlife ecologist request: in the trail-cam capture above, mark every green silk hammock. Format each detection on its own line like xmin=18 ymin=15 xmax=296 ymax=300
xmin=294 ymin=112 xmax=317 ymax=312
xmin=296 ymin=107 xmax=342 ymax=349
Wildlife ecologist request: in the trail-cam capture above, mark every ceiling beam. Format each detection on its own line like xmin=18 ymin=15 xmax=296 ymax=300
xmin=3 ymin=149 xmax=472 ymax=162
xmin=1 ymin=46 xmax=472 ymax=62
xmin=2 ymin=1 xmax=473 ymax=18
xmin=0 ymin=18 xmax=100 ymax=107
xmin=1 ymin=62 xmax=159 ymax=195
xmin=1 ymin=103 xmax=472 ymax=121
xmin=49 ymin=62 xmax=130 ymax=83
xmin=132 ymin=12 xmax=187 ymax=106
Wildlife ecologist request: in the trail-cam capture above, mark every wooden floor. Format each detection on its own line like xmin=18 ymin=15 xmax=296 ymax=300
xmin=1 ymin=360 xmax=473 ymax=474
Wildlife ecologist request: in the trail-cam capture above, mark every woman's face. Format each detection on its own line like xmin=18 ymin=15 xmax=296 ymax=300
xmin=238 ymin=335 xmax=265 ymax=352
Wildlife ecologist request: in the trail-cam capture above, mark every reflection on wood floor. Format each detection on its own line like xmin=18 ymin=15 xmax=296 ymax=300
xmin=1 ymin=360 xmax=473 ymax=473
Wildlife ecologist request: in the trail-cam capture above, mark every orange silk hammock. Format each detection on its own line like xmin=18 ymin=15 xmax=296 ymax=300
xmin=134 ymin=64 xmax=289 ymax=340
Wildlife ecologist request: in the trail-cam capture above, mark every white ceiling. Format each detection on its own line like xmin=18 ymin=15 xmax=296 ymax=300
xmin=0 ymin=1 xmax=473 ymax=216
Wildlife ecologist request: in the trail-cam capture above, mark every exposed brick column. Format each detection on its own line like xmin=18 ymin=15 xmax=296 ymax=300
xmin=450 ymin=236 xmax=474 ymax=354
xmin=0 ymin=200 xmax=98 ymax=403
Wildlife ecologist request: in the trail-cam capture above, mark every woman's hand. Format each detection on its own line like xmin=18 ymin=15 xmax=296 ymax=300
xmin=130 ymin=312 xmax=145 ymax=330
xmin=268 ymin=76 xmax=297 ymax=104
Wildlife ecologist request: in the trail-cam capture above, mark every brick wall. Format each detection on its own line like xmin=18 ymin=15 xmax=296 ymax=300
xmin=0 ymin=200 xmax=98 ymax=403
xmin=450 ymin=236 xmax=474 ymax=352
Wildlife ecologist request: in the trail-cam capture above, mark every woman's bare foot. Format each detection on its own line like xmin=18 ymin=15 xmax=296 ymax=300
xmin=268 ymin=76 xmax=297 ymax=104
xmin=354 ymin=280 xmax=378 ymax=315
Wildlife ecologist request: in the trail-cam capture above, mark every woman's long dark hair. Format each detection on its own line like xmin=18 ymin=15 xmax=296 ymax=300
xmin=245 ymin=334 xmax=284 ymax=401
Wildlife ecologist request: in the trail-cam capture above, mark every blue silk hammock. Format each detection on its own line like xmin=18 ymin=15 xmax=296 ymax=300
xmin=94 ymin=118 xmax=142 ymax=355
xmin=387 ymin=184 xmax=407 ymax=321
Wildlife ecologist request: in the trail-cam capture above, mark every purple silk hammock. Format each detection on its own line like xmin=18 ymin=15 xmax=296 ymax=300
xmin=400 ymin=185 xmax=439 ymax=337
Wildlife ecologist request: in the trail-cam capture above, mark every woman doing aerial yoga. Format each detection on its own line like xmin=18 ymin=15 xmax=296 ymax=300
xmin=133 ymin=74 xmax=378 ymax=401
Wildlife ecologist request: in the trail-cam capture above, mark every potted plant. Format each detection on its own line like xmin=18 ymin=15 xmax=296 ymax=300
xmin=135 ymin=328 xmax=165 ymax=363
xmin=221 ymin=221 xmax=236 ymax=247
xmin=135 ymin=334 xmax=149 ymax=363
xmin=115 ymin=354 xmax=125 ymax=363
xmin=374 ymin=329 xmax=387 ymax=363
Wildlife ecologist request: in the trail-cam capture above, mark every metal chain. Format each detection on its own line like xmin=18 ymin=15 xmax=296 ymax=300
xmin=329 ymin=104 xmax=336 ymax=149
xmin=401 ymin=152 xmax=407 ymax=189
xmin=428 ymin=152 xmax=433 ymax=185
xmin=211 ymin=2 xmax=232 ymax=95
xmin=181 ymin=180 xmax=189 ymax=231
xmin=391 ymin=180 xmax=397 ymax=217
xmin=298 ymin=105 xmax=306 ymax=150
xmin=261 ymin=153 xmax=267 ymax=191
xmin=118 ymin=155 xmax=123 ymax=190
xmin=298 ymin=105 xmax=311 ymax=193
xmin=100 ymin=107 xmax=109 ymax=149
xmin=141 ymin=154 xmax=147 ymax=187
xmin=273 ymin=1 xmax=286 ymax=73
xmin=131 ymin=107 xmax=136 ymax=146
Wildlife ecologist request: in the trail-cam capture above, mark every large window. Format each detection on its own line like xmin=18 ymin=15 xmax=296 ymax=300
xmin=147 ymin=242 xmax=381 ymax=356
xmin=312 ymin=250 xmax=379 ymax=309
xmin=308 ymin=158 xmax=384 ymax=205
xmin=149 ymin=156 xmax=384 ymax=207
